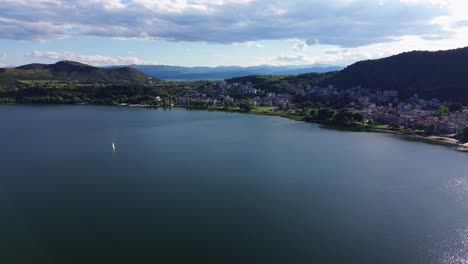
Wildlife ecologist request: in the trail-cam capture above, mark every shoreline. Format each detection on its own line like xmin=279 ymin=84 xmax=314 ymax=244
xmin=2 ymin=102 xmax=468 ymax=152
xmin=402 ymin=135 xmax=468 ymax=152
xmin=181 ymin=106 xmax=468 ymax=152
xmin=340 ymin=126 xmax=468 ymax=152
xmin=322 ymin=125 xmax=468 ymax=152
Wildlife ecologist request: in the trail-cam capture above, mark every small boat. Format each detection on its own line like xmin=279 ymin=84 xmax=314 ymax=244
xmin=112 ymin=142 xmax=116 ymax=150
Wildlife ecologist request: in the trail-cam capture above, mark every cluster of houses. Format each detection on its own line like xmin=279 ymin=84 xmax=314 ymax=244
xmin=174 ymin=80 xmax=468 ymax=134
xmin=306 ymin=86 xmax=467 ymax=134
xmin=353 ymin=93 xmax=467 ymax=134
xmin=362 ymin=104 xmax=468 ymax=134
xmin=177 ymin=81 xmax=293 ymax=108
xmin=177 ymin=92 xmax=219 ymax=105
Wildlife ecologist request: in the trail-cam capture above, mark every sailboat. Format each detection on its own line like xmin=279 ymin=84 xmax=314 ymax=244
xmin=112 ymin=142 xmax=116 ymax=150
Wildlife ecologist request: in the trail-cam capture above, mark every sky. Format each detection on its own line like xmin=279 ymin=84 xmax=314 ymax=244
xmin=0 ymin=0 xmax=467 ymax=67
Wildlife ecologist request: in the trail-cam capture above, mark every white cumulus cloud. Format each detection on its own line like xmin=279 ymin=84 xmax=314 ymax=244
xmin=27 ymin=51 xmax=156 ymax=66
xmin=0 ymin=0 xmax=459 ymax=47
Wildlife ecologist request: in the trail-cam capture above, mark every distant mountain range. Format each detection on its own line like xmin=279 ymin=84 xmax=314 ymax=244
xmin=0 ymin=61 xmax=152 ymax=87
xmin=110 ymin=64 xmax=343 ymax=80
xmin=324 ymin=46 xmax=468 ymax=100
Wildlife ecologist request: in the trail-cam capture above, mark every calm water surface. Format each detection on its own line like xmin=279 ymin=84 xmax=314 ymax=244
xmin=0 ymin=105 xmax=467 ymax=264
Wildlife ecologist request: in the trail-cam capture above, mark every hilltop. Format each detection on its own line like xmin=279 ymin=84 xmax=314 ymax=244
xmin=0 ymin=61 xmax=153 ymax=88
xmin=323 ymin=46 xmax=468 ymax=101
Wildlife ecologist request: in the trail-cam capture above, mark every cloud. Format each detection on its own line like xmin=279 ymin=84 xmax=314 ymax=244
xmin=292 ymin=40 xmax=308 ymax=52
xmin=245 ymin=41 xmax=264 ymax=48
xmin=271 ymin=40 xmax=312 ymax=65
xmin=454 ymin=20 xmax=468 ymax=28
xmin=275 ymin=53 xmax=309 ymax=63
xmin=269 ymin=26 xmax=468 ymax=66
xmin=0 ymin=0 xmax=456 ymax=47
xmin=27 ymin=51 xmax=156 ymax=66
xmin=307 ymin=31 xmax=468 ymax=66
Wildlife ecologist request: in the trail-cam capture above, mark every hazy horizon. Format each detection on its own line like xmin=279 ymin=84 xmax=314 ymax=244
xmin=7 ymin=61 xmax=345 ymax=68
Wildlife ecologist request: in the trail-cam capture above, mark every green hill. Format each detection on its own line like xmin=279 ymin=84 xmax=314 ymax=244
xmin=227 ymin=72 xmax=336 ymax=92
xmin=0 ymin=61 xmax=154 ymax=89
xmin=322 ymin=46 xmax=468 ymax=101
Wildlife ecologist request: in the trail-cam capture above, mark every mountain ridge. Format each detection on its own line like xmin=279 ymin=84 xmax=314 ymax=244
xmin=0 ymin=60 xmax=153 ymax=87
xmin=109 ymin=64 xmax=343 ymax=80
xmin=323 ymin=46 xmax=468 ymax=100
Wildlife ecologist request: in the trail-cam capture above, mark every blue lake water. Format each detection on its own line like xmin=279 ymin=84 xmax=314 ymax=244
xmin=0 ymin=105 xmax=467 ymax=263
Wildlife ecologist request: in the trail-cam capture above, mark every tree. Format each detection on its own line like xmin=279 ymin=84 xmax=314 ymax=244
xmin=301 ymin=100 xmax=314 ymax=108
xmin=390 ymin=123 xmax=400 ymax=129
xmin=332 ymin=110 xmax=354 ymax=124
xmin=438 ymin=105 xmax=448 ymax=116
xmin=352 ymin=112 xmax=364 ymax=123
xmin=461 ymin=127 xmax=468 ymax=143
xmin=308 ymin=109 xmax=317 ymax=118
xmin=239 ymin=102 xmax=253 ymax=112
xmin=367 ymin=119 xmax=377 ymax=127
xmin=55 ymin=96 xmax=64 ymax=104
xmin=423 ymin=123 xmax=436 ymax=136
xmin=72 ymin=97 xmax=81 ymax=104
xmin=316 ymin=108 xmax=335 ymax=121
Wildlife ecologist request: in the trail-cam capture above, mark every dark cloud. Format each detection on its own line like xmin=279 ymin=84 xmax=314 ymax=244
xmin=0 ymin=0 xmax=451 ymax=47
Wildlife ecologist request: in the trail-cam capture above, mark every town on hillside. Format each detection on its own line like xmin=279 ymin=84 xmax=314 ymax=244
xmin=175 ymin=80 xmax=468 ymax=136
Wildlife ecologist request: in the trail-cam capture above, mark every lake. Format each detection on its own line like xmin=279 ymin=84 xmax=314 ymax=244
xmin=0 ymin=105 xmax=467 ymax=264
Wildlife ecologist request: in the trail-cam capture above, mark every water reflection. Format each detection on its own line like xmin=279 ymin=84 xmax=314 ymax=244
xmin=0 ymin=105 xmax=467 ymax=264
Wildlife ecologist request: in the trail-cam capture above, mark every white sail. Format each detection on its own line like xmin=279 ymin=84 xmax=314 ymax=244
xmin=112 ymin=142 xmax=116 ymax=150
